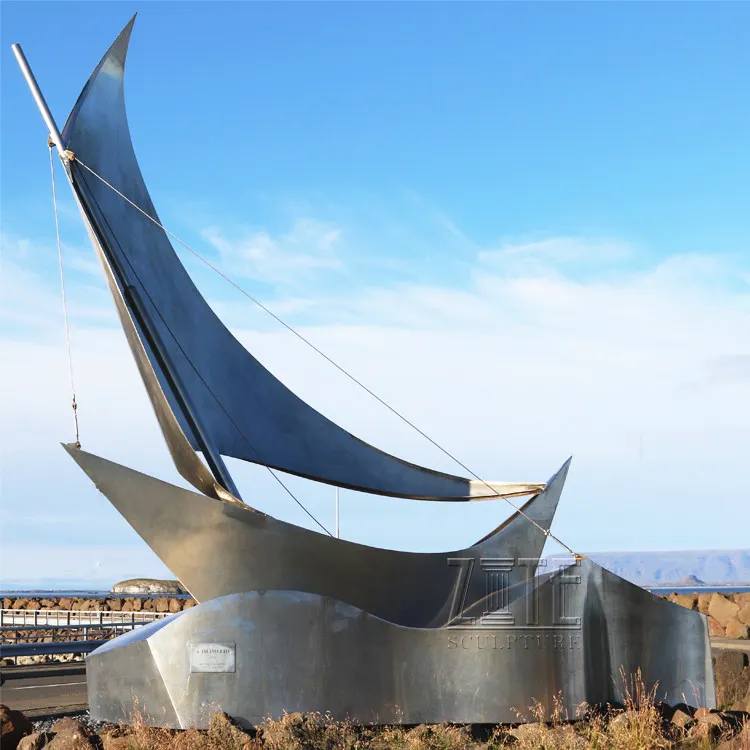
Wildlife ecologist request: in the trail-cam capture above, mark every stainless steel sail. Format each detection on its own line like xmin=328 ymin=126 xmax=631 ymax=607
xmin=60 ymin=17 xmax=544 ymax=502
xmin=64 ymin=443 xmax=570 ymax=622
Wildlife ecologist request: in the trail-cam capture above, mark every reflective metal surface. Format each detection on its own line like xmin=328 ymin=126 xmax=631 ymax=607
xmin=86 ymin=559 xmax=715 ymax=728
xmin=64 ymin=444 xmax=568 ymax=626
xmin=17 ymin=17 xmax=715 ymax=730
xmin=61 ymin=17 xmax=544 ymax=502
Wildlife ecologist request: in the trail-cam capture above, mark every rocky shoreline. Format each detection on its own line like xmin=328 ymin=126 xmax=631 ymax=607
xmin=1 ymin=596 xmax=199 ymax=666
xmin=2 ymin=595 xmax=197 ymax=614
xmin=663 ymin=592 xmax=750 ymax=639
xmin=4 ymin=591 xmax=749 ymax=636
xmin=3 ymin=591 xmax=748 ymax=684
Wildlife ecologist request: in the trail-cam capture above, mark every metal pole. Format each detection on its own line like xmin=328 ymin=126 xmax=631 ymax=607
xmin=11 ymin=43 xmax=68 ymax=161
xmin=124 ymin=285 xmax=242 ymax=501
xmin=335 ymin=487 xmax=340 ymax=538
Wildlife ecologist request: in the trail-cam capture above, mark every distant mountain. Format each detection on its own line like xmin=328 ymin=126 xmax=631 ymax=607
xmin=676 ymin=574 xmax=705 ymax=586
xmin=546 ymin=549 xmax=750 ymax=587
xmin=0 ymin=577 xmax=115 ymax=592
xmin=3 ymin=551 xmax=749 ymax=593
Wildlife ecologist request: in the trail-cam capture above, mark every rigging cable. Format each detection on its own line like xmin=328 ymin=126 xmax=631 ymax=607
xmin=49 ymin=143 xmax=81 ymax=447
xmin=73 ymin=156 xmax=575 ymax=555
xmin=73 ymin=163 xmax=332 ymax=538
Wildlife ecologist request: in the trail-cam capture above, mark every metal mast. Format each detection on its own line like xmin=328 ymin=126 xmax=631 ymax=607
xmin=11 ymin=41 xmax=242 ymax=501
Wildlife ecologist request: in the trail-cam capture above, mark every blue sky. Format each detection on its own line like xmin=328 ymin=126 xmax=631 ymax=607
xmin=1 ymin=2 xmax=748 ymax=585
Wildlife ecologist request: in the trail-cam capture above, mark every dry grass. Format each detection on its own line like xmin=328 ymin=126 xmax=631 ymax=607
xmin=99 ymin=672 xmax=748 ymax=750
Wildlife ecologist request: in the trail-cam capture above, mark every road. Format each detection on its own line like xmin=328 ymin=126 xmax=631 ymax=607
xmin=711 ymin=637 xmax=750 ymax=653
xmin=1 ymin=638 xmax=748 ymax=718
xmin=0 ymin=663 xmax=87 ymax=717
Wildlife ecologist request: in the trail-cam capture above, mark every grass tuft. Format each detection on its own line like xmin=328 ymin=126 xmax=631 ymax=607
xmin=100 ymin=671 xmax=746 ymax=749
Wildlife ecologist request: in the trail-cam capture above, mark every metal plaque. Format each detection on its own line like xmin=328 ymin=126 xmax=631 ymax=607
xmin=189 ymin=642 xmax=235 ymax=673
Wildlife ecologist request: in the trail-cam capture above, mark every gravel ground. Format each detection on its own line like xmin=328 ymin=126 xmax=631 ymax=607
xmin=33 ymin=712 xmax=113 ymax=734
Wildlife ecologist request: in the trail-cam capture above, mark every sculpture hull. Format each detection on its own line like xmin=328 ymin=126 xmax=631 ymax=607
xmin=65 ymin=445 xmax=568 ymax=628
xmin=86 ymin=559 xmax=714 ymax=728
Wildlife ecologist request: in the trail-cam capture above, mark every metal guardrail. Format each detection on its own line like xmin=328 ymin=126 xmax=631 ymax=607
xmin=0 ymin=623 xmax=140 ymax=633
xmin=711 ymin=636 xmax=750 ymax=652
xmin=1 ymin=608 xmax=169 ymax=628
xmin=0 ymin=640 xmax=106 ymax=658
xmin=0 ymin=609 xmax=171 ymax=663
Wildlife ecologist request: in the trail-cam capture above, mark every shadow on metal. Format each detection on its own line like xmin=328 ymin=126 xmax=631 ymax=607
xmin=86 ymin=559 xmax=715 ymax=729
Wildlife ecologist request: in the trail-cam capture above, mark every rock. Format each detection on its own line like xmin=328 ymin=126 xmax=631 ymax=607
xmin=737 ymin=604 xmax=750 ymax=627
xmin=713 ymin=715 xmax=750 ymax=750
xmin=715 ymin=735 xmax=749 ymax=750
xmin=208 ymin=712 xmax=256 ymax=749
xmin=725 ymin=619 xmax=750 ymax=639
xmin=142 ymin=599 xmax=155 ymax=611
xmin=168 ymin=598 xmax=182 ymax=613
xmin=608 ymin=712 xmax=630 ymax=730
xmin=1 ymin=705 xmax=33 ymax=750
xmin=669 ymin=593 xmax=698 ymax=610
xmin=507 ymin=721 xmax=583 ymax=747
xmin=39 ymin=599 xmax=55 ymax=609
xmin=112 ymin=578 xmax=186 ymax=595
xmin=710 ymin=594 xmax=741 ymax=628
xmin=106 ymin=599 xmax=122 ymax=612
xmin=671 ymin=708 xmax=693 ymax=728
xmin=694 ymin=707 xmax=725 ymax=728
xmin=25 ymin=601 xmax=41 ymax=611
xmin=58 ymin=598 xmax=72 ymax=610
xmin=11 ymin=599 xmax=29 ymax=610
xmin=100 ymin=734 xmax=136 ymax=750
xmin=709 ymin=616 xmax=726 ymax=637
xmin=18 ymin=732 xmax=54 ymax=750
xmin=49 ymin=719 xmax=93 ymax=736
xmin=698 ymin=594 xmax=712 ymax=614
xmin=46 ymin=719 xmax=95 ymax=750
xmin=713 ymin=651 xmax=750 ymax=708
xmin=3 ymin=597 xmax=13 ymax=609
xmin=183 ymin=599 xmax=197 ymax=609
xmin=155 ymin=598 xmax=170 ymax=613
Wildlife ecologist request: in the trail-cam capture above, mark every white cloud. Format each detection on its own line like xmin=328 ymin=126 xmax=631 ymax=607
xmin=479 ymin=236 xmax=633 ymax=269
xmin=1 ymin=227 xmax=748 ymax=583
xmin=200 ymin=218 xmax=343 ymax=287
xmin=0 ymin=233 xmax=115 ymax=333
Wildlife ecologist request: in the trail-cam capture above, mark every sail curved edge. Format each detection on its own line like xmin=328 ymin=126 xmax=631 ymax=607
xmin=63 ymin=443 xmax=568 ymax=626
xmin=60 ymin=134 xmax=226 ymax=502
xmin=61 ymin=17 xmax=538 ymax=501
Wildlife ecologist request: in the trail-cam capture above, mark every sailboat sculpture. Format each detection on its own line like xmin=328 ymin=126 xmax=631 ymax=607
xmin=14 ymin=16 xmax=715 ymax=729
xmin=25 ymin=15 xmax=558 ymax=622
